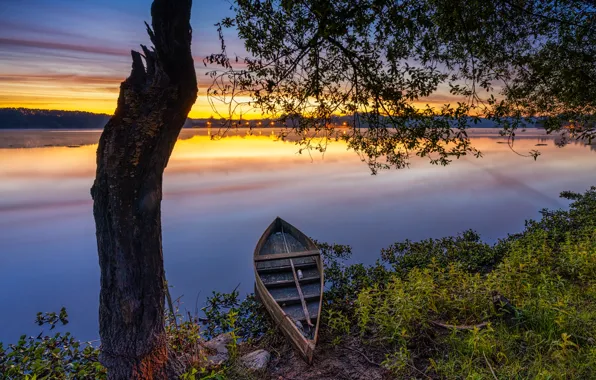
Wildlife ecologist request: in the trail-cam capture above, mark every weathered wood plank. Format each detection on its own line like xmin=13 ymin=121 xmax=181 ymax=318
xmin=270 ymin=283 xmax=321 ymax=305
xmin=254 ymin=249 xmax=320 ymax=262
xmin=260 ymin=267 xmax=319 ymax=284
xmin=282 ymin=300 xmax=320 ymax=323
xmin=256 ymin=260 xmax=317 ymax=274
xmin=276 ymin=293 xmax=320 ymax=305
xmin=261 ymin=232 xmax=304 ymax=255
xmin=289 ymin=258 xmax=313 ymax=326
xmin=263 ymin=275 xmax=320 ymax=288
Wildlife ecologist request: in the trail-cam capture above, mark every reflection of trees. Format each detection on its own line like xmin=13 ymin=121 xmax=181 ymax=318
xmin=564 ymin=138 xmax=596 ymax=152
xmin=177 ymin=128 xmax=596 ymax=155
xmin=552 ymin=130 xmax=596 ymax=151
xmin=555 ymin=133 xmax=570 ymax=148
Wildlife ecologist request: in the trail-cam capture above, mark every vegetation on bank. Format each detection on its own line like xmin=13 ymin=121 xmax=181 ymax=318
xmin=1 ymin=186 xmax=594 ymax=379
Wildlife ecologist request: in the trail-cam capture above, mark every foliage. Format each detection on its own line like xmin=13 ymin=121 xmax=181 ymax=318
xmin=180 ymin=366 xmax=227 ymax=380
xmin=166 ymin=298 xmax=251 ymax=380
xmin=381 ymin=229 xmax=506 ymax=274
xmin=0 ymin=298 xmax=262 ymax=380
xmin=356 ymin=264 xmax=494 ymax=342
xmin=0 ymin=308 xmax=105 ymax=379
xmin=180 ymin=368 xmax=225 ymax=380
xmin=166 ymin=309 xmax=203 ymax=358
xmin=316 ymin=240 xmax=392 ymax=305
xmin=323 ymin=309 xmax=351 ymax=346
xmin=202 ymin=290 xmax=271 ymax=341
xmin=35 ymin=308 xmax=69 ymax=330
xmin=524 ymin=186 xmax=596 ymax=244
xmin=208 ymin=0 xmax=595 ymax=171
xmin=324 ymin=186 xmax=596 ymax=378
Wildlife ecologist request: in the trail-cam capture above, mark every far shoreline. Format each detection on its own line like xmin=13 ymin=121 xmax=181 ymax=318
xmin=0 ymin=127 xmax=570 ymax=150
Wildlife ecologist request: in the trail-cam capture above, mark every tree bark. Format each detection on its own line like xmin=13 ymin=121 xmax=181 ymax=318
xmin=90 ymin=0 xmax=197 ymax=378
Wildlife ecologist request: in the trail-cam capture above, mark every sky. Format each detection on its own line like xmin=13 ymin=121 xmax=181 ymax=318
xmin=0 ymin=0 xmax=250 ymax=118
xmin=0 ymin=0 xmax=455 ymax=119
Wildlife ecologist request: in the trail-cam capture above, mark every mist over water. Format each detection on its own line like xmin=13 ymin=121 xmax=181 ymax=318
xmin=0 ymin=128 xmax=594 ymax=343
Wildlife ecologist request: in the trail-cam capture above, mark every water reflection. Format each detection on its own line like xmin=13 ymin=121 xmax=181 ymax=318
xmin=0 ymin=128 xmax=594 ymax=343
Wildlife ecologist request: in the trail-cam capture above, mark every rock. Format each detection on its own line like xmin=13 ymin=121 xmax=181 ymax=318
xmin=240 ymin=349 xmax=271 ymax=371
xmin=203 ymin=333 xmax=233 ymax=366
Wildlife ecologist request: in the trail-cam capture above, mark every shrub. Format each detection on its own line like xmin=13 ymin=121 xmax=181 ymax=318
xmin=0 ymin=308 xmax=105 ymax=379
xmin=381 ymin=229 xmax=505 ymax=274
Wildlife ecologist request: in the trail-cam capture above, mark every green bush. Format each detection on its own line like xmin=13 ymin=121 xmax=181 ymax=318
xmin=201 ymin=290 xmax=271 ymax=342
xmin=381 ymin=229 xmax=505 ymax=274
xmin=0 ymin=308 xmax=105 ymax=380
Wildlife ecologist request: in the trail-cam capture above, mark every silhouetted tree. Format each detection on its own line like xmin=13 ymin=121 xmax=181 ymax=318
xmin=90 ymin=0 xmax=197 ymax=378
xmin=208 ymin=0 xmax=595 ymax=172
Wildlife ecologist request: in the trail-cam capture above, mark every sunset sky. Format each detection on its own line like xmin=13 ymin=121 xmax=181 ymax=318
xmin=0 ymin=0 xmax=454 ymax=118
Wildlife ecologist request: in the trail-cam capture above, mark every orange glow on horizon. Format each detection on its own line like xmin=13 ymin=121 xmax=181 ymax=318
xmin=0 ymin=75 xmax=466 ymax=119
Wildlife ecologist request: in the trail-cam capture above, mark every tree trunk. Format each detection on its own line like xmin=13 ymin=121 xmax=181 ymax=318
xmin=90 ymin=1 xmax=197 ymax=378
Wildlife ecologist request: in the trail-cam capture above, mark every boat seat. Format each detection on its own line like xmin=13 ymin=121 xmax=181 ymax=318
xmin=256 ymin=259 xmax=317 ymax=274
xmin=263 ymin=275 xmax=321 ymax=288
xmin=254 ymin=249 xmax=320 ymax=262
xmin=260 ymin=267 xmax=320 ymax=287
xmin=276 ymin=293 xmax=320 ymax=305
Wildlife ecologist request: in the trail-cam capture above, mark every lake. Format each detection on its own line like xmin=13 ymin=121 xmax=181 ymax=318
xmin=0 ymin=128 xmax=594 ymax=343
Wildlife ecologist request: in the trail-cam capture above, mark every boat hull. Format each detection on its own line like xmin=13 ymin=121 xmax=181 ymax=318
xmin=253 ymin=217 xmax=323 ymax=364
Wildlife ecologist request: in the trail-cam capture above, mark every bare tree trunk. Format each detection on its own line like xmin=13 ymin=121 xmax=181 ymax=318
xmin=90 ymin=0 xmax=197 ymax=378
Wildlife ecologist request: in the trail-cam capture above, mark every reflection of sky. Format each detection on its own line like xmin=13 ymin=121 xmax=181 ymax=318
xmin=0 ymin=128 xmax=594 ymax=343
xmin=0 ymin=0 xmax=457 ymax=117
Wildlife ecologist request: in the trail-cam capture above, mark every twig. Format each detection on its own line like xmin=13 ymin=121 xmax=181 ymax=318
xmin=342 ymin=346 xmax=380 ymax=366
xmin=430 ymin=320 xmax=488 ymax=331
xmin=194 ymin=290 xmax=202 ymax=318
xmin=345 ymin=346 xmax=433 ymax=380
xmin=483 ymin=352 xmax=498 ymax=380
xmin=407 ymin=363 xmax=433 ymax=380
xmin=164 ymin=279 xmax=178 ymax=329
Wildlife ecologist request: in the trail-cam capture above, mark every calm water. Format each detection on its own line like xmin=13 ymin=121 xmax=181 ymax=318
xmin=0 ymin=128 xmax=594 ymax=343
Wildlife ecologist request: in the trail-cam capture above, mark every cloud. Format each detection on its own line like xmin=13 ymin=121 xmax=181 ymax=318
xmin=0 ymin=20 xmax=84 ymax=41
xmin=0 ymin=180 xmax=281 ymax=216
xmin=0 ymin=73 xmax=123 ymax=85
xmin=0 ymin=37 xmax=129 ymax=57
xmin=0 ymin=198 xmax=91 ymax=214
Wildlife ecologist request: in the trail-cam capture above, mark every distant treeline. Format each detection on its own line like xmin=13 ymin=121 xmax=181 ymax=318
xmin=0 ymin=108 xmax=111 ymax=130
xmin=0 ymin=108 xmax=290 ymax=130
xmin=0 ymin=107 xmax=541 ymax=130
xmin=0 ymin=108 xmax=213 ymax=130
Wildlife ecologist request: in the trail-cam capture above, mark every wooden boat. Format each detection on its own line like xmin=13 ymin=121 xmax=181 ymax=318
xmin=253 ymin=217 xmax=323 ymax=364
